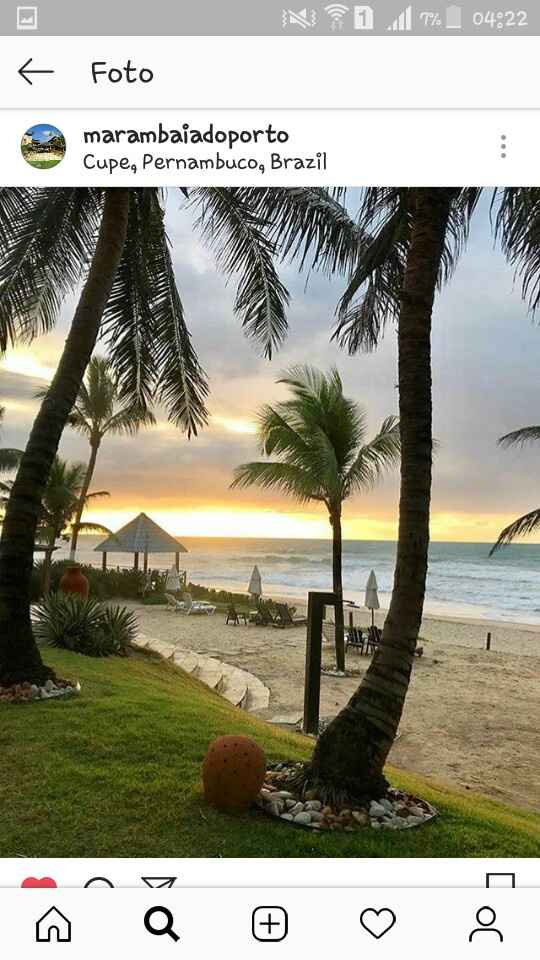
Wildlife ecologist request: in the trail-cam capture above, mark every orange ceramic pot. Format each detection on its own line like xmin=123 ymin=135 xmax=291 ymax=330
xmin=59 ymin=565 xmax=89 ymax=599
xmin=202 ymin=735 xmax=266 ymax=812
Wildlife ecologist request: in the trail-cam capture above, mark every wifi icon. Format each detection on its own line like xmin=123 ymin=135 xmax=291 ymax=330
xmin=324 ymin=3 xmax=350 ymax=29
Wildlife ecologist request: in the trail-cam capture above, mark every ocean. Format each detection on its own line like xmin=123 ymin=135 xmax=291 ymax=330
xmin=55 ymin=536 xmax=540 ymax=626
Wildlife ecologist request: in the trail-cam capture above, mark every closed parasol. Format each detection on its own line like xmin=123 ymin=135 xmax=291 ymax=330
xmin=364 ymin=569 xmax=380 ymax=627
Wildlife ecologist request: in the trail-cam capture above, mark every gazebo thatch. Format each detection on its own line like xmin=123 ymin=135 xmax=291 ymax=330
xmin=94 ymin=512 xmax=187 ymax=574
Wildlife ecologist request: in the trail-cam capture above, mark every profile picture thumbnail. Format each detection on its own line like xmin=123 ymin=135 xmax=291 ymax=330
xmin=21 ymin=123 xmax=66 ymax=169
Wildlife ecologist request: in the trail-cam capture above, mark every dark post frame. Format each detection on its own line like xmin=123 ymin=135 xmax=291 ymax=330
xmin=303 ymin=591 xmax=337 ymax=735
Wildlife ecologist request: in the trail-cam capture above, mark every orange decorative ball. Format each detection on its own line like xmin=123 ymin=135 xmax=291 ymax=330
xmin=202 ymin=735 xmax=266 ymax=812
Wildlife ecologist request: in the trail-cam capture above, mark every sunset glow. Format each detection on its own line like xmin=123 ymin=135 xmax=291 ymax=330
xmin=78 ymin=505 xmax=535 ymax=543
xmin=1 ymin=350 xmax=54 ymax=383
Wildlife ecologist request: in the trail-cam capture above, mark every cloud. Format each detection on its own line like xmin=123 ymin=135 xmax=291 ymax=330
xmin=2 ymin=191 xmax=540 ymax=541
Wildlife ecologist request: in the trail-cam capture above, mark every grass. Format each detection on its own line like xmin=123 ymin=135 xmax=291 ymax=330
xmin=20 ymin=155 xmax=64 ymax=169
xmin=1 ymin=648 xmax=538 ymax=857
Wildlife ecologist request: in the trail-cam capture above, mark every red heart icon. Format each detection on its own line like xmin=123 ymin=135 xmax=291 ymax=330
xmin=21 ymin=877 xmax=57 ymax=888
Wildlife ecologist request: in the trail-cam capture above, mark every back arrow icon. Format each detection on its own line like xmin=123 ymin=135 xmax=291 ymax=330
xmin=18 ymin=57 xmax=55 ymax=85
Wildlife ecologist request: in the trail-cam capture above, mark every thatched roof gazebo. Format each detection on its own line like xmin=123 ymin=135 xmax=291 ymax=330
xmin=94 ymin=512 xmax=187 ymax=574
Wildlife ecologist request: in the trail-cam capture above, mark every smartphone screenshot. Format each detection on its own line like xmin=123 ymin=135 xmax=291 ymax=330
xmin=0 ymin=0 xmax=538 ymax=954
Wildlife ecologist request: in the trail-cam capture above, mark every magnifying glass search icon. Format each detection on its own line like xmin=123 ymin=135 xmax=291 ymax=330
xmin=144 ymin=906 xmax=180 ymax=942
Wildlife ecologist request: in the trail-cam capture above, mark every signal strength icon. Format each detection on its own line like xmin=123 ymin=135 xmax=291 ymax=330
xmin=387 ymin=4 xmax=412 ymax=30
xmin=324 ymin=3 xmax=350 ymax=29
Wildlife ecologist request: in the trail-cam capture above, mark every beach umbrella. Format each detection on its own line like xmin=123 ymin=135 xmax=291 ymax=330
xmin=364 ymin=569 xmax=380 ymax=627
xmin=248 ymin=565 xmax=262 ymax=599
xmin=165 ymin=565 xmax=181 ymax=594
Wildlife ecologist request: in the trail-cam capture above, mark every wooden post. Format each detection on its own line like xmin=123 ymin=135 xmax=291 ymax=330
xmin=175 ymin=552 xmax=180 ymax=572
xmin=303 ymin=591 xmax=337 ymax=736
xmin=102 ymin=552 xmax=107 ymax=572
xmin=486 ymin=631 xmax=492 ymax=651
xmin=143 ymin=551 xmax=148 ymax=574
xmin=134 ymin=552 xmax=139 ymax=571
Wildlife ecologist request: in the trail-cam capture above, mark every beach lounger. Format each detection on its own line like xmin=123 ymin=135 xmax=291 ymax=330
xmin=346 ymin=626 xmax=365 ymax=654
xmin=166 ymin=592 xmax=184 ymax=612
xmin=273 ymin=602 xmax=308 ymax=628
xmin=182 ymin=593 xmax=216 ymax=616
xmin=366 ymin=625 xmax=382 ymax=654
xmin=253 ymin=600 xmax=277 ymax=626
xmin=225 ymin=603 xmax=248 ymax=625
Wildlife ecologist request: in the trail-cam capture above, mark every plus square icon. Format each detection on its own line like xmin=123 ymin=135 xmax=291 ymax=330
xmin=252 ymin=906 xmax=288 ymax=942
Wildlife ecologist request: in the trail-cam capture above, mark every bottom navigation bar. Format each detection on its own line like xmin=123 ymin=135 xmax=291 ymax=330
xmin=4 ymin=887 xmax=536 ymax=956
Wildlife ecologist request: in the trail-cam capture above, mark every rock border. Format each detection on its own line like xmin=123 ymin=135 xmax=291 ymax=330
xmin=256 ymin=763 xmax=438 ymax=833
xmin=0 ymin=678 xmax=81 ymax=704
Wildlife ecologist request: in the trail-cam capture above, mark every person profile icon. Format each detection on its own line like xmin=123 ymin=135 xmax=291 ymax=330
xmin=468 ymin=906 xmax=503 ymax=942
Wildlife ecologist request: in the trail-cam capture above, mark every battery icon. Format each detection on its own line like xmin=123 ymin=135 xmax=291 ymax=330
xmin=445 ymin=5 xmax=462 ymax=28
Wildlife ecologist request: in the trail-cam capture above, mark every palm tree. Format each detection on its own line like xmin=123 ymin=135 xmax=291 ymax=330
xmin=38 ymin=356 xmax=155 ymax=561
xmin=278 ymin=187 xmax=540 ymax=803
xmin=0 ymin=405 xmax=22 ymax=473
xmin=0 ymin=187 xmax=359 ymax=685
xmin=232 ymin=366 xmax=400 ymax=670
xmin=36 ymin=456 xmax=111 ymax=594
xmin=491 ymin=425 xmax=540 ymax=552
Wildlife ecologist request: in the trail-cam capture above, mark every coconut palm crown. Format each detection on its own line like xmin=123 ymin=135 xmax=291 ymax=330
xmin=38 ymin=355 xmax=156 ymax=560
xmin=491 ymin=424 xmax=540 ymax=552
xmin=232 ymin=365 xmax=400 ymax=669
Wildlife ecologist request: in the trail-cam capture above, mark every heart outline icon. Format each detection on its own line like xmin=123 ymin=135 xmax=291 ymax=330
xmin=360 ymin=907 xmax=397 ymax=939
xmin=21 ymin=877 xmax=58 ymax=888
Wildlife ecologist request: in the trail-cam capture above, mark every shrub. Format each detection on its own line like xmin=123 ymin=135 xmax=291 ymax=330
xmin=31 ymin=561 xmax=154 ymax=602
xmin=141 ymin=593 xmax=168 ymax=605
xmin=33 ymin=594 xmax=138 ymax=657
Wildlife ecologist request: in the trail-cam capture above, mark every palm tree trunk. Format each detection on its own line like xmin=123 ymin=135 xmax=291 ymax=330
xmin=0 ymin=189 xmax=130 ymax=686
xmin=331 ymin=509 xmax=345 ymax=672
xmin=69 ymin=438 xmax=100 ymax=561
xmin=41 ymin=529 xmax=57 ymax=596
xmin=300 ymin=189 xmax=454 ymax=803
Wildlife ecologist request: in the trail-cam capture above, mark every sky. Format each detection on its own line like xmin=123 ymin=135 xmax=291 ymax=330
xmin=2 ymin=190 xmax=540 ymax=544
xmin=25 ymin=124 xmax=64 ymax=143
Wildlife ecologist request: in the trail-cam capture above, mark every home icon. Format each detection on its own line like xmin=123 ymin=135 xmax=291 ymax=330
xmin=36 ymin=906 xmax=72 ymax=943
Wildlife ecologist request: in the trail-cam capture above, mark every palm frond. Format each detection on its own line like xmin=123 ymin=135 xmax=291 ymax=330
xmin=344 ymin=416 xmax=401 ymax=495
xmin=231 ymin=461 xmax=324 ymax=503
xmin=100 ymin=190 xmax=161 ymax=415
xmin=102 ymin=190 xmax=208 ymax=436
xmin=103 ymin=405 xmax=156 ymax=436
xmin=498 ymin=425 xmax=540 ymax=448
xmin=335 ymin=188 xmax=481 ymax=355
xmin=490 ymin=508 xmax=540 ymax=553
xmin=83 ymin=490 xmax=110 ymax=501
xmin=246 ymin=187 xmax=363 ymax=275
xmin=71 ymin=521 xmax=111 ymax=535
xmin=194 ymin=188 xmax=289 ymax=358
xmin=0 ymin=188 xmax=102 ymax=351
xmin=145 ymin=192 xmax=209 ymax=435
xmin=495 ymin=187 xmax=540 ymax=312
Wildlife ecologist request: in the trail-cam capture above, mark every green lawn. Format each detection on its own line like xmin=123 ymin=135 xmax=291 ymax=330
xmin=1 ymin=648 xmax=538 ymax=857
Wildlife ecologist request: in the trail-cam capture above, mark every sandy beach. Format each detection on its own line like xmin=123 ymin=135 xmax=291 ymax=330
xmin=125 ymin=597 xmax=540 ymax=813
